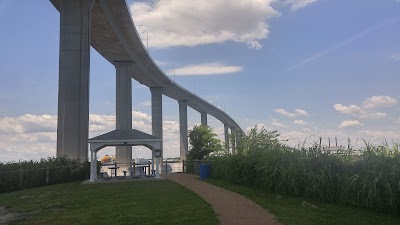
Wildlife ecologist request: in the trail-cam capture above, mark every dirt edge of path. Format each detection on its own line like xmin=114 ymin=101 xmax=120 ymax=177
xmin=163 ymin=173 xmax=281 ymax=225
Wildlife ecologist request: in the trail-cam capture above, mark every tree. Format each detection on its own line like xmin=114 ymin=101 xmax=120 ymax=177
xmin=236 ymin=125 xmax=281 ymax=155
xmin=188 ymin=125 xmax=222 ymax=160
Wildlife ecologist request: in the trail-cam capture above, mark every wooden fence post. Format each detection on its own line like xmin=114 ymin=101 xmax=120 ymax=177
xmin=19 ymin=168 xmax=23 ymax=189
xmin=182 ymin=160 xmax=185 ymax=173
xmin=46 ymin=166 xmax=49 ymax=185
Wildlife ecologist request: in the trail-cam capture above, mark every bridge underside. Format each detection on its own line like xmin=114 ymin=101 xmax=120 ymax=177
xmin=51 ymin=0 xmax=244 ymax=163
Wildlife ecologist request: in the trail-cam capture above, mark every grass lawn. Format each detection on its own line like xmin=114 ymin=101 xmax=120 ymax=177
xmin=207 ymin=178 xmax=400 ymax=225
xmin=0 ymin=179 xmax=219 ymax=225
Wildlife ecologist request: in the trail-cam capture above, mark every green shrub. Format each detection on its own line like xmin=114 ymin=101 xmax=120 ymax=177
xmin=0 ymin=157 xmax=91 ymax=193
xmin=210 ymin=126 xmax=400 ymax=214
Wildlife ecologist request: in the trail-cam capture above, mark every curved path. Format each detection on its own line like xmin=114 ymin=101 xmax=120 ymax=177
xmin=162 ymin=173 xmax=281 ymax=225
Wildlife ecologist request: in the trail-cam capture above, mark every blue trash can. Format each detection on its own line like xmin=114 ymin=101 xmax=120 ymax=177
xmin=199 ymin=164 xmax=205 ymax=180
xmin=199 ymin=163 xmax=211 ymax=181
xmin=205 ymin=163 xmax=210 ymax=179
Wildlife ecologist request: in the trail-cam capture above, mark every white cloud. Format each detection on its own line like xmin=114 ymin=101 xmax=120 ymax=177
xmin=130 ymin=0 xmax=279 ymax=49
xmin=272 ymin=121 xmax=288 ymax=128
xmin=334 ymin=96 xmax=398 ymax=120
xmin=358 ymin=130 xmax=400 ymax=143
xmin=274 ymin=109 xmax=295 ymax=117
xmin=154 ymin=60 xmax=171 ymax=67
xmin=362 ymin=96 xmax=398 ymax=109
xmin=247 ymin=40 xmax=263 ymax=50
xmin=141 ymin=101 xmax=151 ymax=107
xmin=339 ymin=120 xmax=363 ymax=128
xmin=295 ymin=109 xmax=309 ymax=116
xmin=294 ymin=120 xmax=307 ymax=125
xmin=0 ymin=111 xmax=183 ymax=162
xmin=391 ymin=52 xmax=400 ymax=61
xmin=0 ymin=114 xmax=57 ymax=134
xmin=88 ymin=114 xmax=115 ymax=133
xmin=283 ymin=0 xmax=318 ymax=11
xmin=274 ymin=108 xmax=309 ymax=117
xmin=334 ymin=104 xmax=364 ymax=116
xmin=248 ymin=120 xmax=399 ymax=149
xmin=363 ymin=112 xmax=387 ymax=119
xmin=133 ymin=111 xmax=152 ymax=122
xmin=167 ymin=63 xmax=243 ymax=76
xmin=334 ymin=103 xmax=387 ymax=119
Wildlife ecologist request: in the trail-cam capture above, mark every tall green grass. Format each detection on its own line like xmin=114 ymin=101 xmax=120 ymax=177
xmin=0 ymin=157 xmax=90 ymax=193
xmin=211 ymin=127 xmax=400 ymax=214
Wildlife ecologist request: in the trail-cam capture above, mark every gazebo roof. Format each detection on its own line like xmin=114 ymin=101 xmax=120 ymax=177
xmin=88 ymin=129 xmax=161 ymax=152
xmin=89 ymin=129 xmax=160 ymax=143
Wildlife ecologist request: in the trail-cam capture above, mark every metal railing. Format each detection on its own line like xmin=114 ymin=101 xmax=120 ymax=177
xmin=100 ymin=160 xmax=184 ymax=177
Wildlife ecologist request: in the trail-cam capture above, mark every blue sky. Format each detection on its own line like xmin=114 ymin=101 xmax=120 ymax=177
xmin=0 ymin=0 xmax=399 ymax=162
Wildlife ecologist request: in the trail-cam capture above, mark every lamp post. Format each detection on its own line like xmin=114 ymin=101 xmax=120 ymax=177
xmin=138 ymin=25 xmax=148 ymax=50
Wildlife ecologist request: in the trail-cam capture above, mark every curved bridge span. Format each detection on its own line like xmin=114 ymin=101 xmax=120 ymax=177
xmin=50 ymin=0 xmax=244 ymax=163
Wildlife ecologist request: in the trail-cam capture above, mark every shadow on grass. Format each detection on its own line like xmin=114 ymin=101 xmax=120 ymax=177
xmin=0 ymin=180 xmax=219 ymax=225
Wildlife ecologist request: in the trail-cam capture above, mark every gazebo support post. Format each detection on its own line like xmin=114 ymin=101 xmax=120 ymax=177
xmin=89 ymin=143 xmax=102 ymax=182
xmin=90 ymin=150 xmax=97 ymax=182
xmin=151 ymin=155 xmax=155 ymax=174
xmin=155 ymin=156 xmax=160 ymax=179
xmin=154 ymin=146 xmax=161 ymax=179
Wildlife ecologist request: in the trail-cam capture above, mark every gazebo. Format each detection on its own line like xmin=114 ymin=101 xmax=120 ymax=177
xmin=88 ymin=129 xmax=162 ymax=182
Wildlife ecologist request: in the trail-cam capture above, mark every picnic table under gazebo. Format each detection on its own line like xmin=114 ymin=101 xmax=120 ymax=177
xmin=88 ymin=129 xmax=162 ymax=182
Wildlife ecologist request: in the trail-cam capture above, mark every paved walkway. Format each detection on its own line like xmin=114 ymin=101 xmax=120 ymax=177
xmin=162 ymin=173 xmax=281 ymax=225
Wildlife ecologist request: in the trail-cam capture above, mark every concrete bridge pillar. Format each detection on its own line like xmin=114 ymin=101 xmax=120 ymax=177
xmin=224 ymin=124 xmax=230 ymax=154
xmin=56 ymin=0 xmax=95 ymax=161
xmin=115 ymin=61 xmax=134 ymax=167
xmin=201 ymin=113 xmax=207 ymax=126
xmin=179 ymin=100 xmax=188 ymax=161
xmin=151 ymin=87 xmax=163 ymax=161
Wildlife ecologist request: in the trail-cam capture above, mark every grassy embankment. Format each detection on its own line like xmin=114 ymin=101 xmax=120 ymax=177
xmin=0 ymin=180 xmax=219 ymax=225
xmin=212 ymin=128 xmax=400 ymax=214
xmin=207 ymin=178 xmax=400 ymax=225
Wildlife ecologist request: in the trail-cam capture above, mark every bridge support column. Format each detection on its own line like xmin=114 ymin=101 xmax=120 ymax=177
xmin=115 ymin=62 xmax=134 ymax=169
xmin=56 ymin=0 xmax=95 ymax=161
xmin=179 ymin=100 xmax=188 ymax=161
xmin=151 ymin=87 xmax=163 ymax=165
xmin=201 ymin=113 xmax=207 ymax=126
xmin=224 ymin=124 xmax=230 ymax=154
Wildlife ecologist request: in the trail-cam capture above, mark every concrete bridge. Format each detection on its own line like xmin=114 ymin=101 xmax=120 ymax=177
xmin=50 ymin=0 xmax=245 ymax=164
